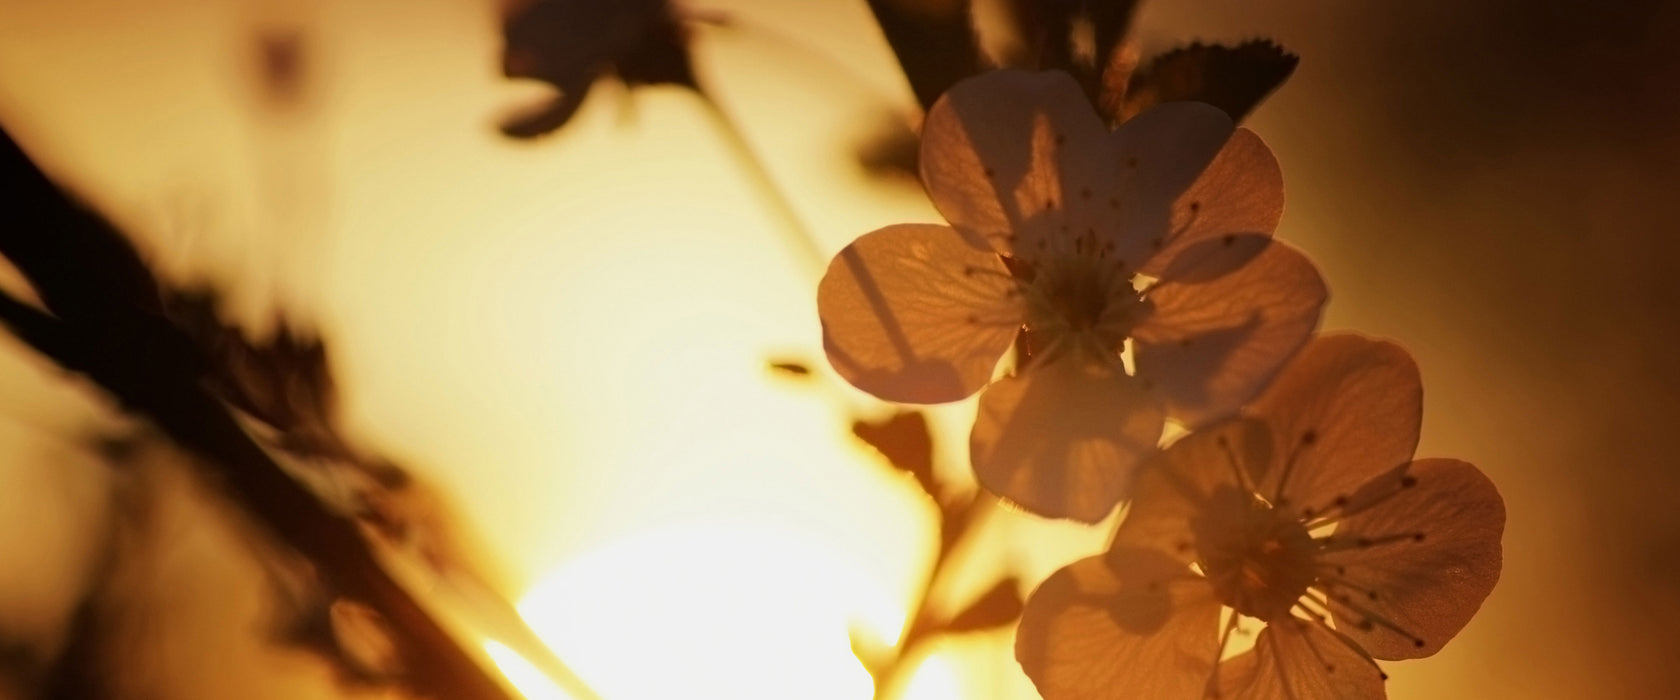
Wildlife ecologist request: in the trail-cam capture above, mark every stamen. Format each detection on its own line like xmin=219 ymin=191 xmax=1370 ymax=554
xmin=1150 ymin=200 xmax=1203 ymax=257
xmin=1271 ymin=430 xmax=1316 ymax=508
xmin=1287 ymin=606 xmax=1391 ymax=681
xmin=1312 ymin=573 xmax=1383 ymax=603
xmin=1203 ymin=612 xmax=1243 ymax=699
xmin=1215 ymin=434 xmax=1256 ymax=493
xmin=1300 ymin=469 xmax=1421 ymax=530
xmin=1302 ymin=586 xmax=1426 ymax=651
xmin=1314 ymin=531 xmax=1426 ymax=553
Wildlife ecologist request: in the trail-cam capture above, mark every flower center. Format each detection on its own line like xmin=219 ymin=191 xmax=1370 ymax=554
xmin=1192 ymin=486 xmax=1318 ymax=622
xmin=1018 ymin=253 xmax=1143 ymax=362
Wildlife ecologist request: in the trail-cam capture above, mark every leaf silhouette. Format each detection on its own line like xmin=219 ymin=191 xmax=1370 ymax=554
xmin=766 ymin=358 xmax=813 ymax=378
xmin=944 ymin=576 xmax=1025 ymax=633
xmin=498 ymin=0 xmax=695 ymax=138
xmin=862 ymin=0 xmax=982 ymax=111
xmin=165 ymin=289 xmax=343 ymax=458
xmin=1116 ymin=40 xmax=1298 ymax=123
xmin=852 ymin=411 xmax=939 ymax=501
xmin=853 ymin=110 xmax=921 ymax=182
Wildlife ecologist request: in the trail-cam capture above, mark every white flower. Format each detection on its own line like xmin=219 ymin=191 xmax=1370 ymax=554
xmin=1014 ymin=334 xmax=1506 ymax=698
xmin=817 ymin=70 xmax=1326 ymax=521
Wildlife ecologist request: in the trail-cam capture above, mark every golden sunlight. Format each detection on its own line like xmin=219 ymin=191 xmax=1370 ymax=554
xmin=502 ymin=524 xmax=960 ymax=700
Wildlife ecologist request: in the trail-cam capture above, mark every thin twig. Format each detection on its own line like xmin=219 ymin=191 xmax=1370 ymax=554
xmin=692 ymin=90 xmax=827 ymax=278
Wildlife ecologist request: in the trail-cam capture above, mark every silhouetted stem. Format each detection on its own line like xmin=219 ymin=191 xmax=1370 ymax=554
xmin=873 ymin=491 xmax=987 ymax=700
xmin=693 ymin=91 xmax=827 ymax=278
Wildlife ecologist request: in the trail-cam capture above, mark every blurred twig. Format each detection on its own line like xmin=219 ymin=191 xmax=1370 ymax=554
xmin=867 ymin=492 xmax=1006 ymax=700
xmin=0 ymin=123 xmax=524 ymax=699
xmin=694 ymin=95 xmax=827 ymax=277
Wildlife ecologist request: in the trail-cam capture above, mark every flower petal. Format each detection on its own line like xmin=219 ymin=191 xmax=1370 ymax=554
xmin=1016 ymin=550 xmax=1222 ymax=700
xmin=1110 ymin=418 xmax=1274 ymax=567
xmin=1215 ymin=617 xmax=1387 ymax=699
xmin=1138 ymin=128 xmax=1285 ymax=279
xmin=921 ymin=70 xmax=1111 ymax=259
xmin=970 ymin=359 xmax=1162 ymax=522
xmin=1109 ymin=102 xmax=1235 ymax=267
xmin=1317 ymin=458 xmax=1505 ymax=660
xmin=817 ymin=223 xmax=1022 ymax=403
xmin=1244 ymin=334 xmax=1422 ymax=516
xmin=1132 ymin=241 xmax=1327 ymax=428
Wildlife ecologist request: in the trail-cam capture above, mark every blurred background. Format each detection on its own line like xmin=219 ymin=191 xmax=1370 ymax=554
xmin=0 ymin=0 xmax=1675 ymax=698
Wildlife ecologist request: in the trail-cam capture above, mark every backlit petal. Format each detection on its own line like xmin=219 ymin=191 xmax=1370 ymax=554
xmin=1215 ymin=617 xmax=1387 ymax=700
xmin=1244 ymin=335 xmax=1422 ymax=515
xmin=1139 ymin=129 xmax=1284 ymax=278
xmin=1109 ymin=103 xmax=1234 ymax=267
xmin=817 ymin=223 xmax=1022 ymax=403
xmin=1016 ymin=550 xmax=1221 ymax=700
xmin=1133 ymin=241 xmax=1327 ymax=428
xmin=1318 ymin=458 xmax=1505 ymax=660
xmin=970 ymin=359 xmax=1162 ymax=522
xmin=921 ymin=70 xmax=1110 ymax=259
xmin=1111 ymin=418 xmax=1273 ymax=567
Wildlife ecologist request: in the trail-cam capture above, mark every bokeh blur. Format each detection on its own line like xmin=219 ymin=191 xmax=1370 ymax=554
xmin=0 ymin=0 xmax=1675 ymax=698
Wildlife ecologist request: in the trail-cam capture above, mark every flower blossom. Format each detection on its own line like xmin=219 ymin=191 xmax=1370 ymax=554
xmin=817 ymin=70 xmax=1327 ymax=521
xmin=1014 ymin=334 xmax=1506 ymax=699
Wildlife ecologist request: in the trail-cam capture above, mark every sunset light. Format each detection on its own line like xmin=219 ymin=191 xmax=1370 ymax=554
xmin=0 ymin=0 xmax=1667 ymax=699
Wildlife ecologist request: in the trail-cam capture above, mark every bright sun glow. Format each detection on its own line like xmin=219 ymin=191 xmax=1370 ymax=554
xmin=494 ymin=523 xmax=970 ymax=700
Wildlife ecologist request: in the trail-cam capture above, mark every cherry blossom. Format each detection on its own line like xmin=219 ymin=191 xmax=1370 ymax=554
xmin=817 ymin=70 xmax=1325 ymax=521
xmin=1014 ymin=334 xmax=1505 ymax=698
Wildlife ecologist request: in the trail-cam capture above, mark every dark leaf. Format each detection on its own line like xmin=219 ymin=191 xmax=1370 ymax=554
xmin=165 ymin=289 xmax=344 ymax=458
xmin=853 ymin=112 xmax=921 ymax=182
xmin=767 ymin=359 xmax=813 ymax=377
xmin=944 ymin=576 xmax=1025 ymax=633
xmin=862 ymin=0 xmax=982 ymax=111
xmin=0 ymin=121 xmax=521 ymax=700
xmin=498 ymin=0 xmax=695 ymax=138
xmin=852 ymin=411 xmax=939 ymax=500
xmin=1116 ymin=40 xmax=1299 ymax=124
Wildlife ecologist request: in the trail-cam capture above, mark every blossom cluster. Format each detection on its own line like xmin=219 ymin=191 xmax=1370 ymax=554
xmin=816 ymin=70 xmax=1504 ymax=698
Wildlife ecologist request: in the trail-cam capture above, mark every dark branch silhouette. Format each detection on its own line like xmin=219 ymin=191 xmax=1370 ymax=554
xmin=0 ymin=124 xmax=516 ymax=700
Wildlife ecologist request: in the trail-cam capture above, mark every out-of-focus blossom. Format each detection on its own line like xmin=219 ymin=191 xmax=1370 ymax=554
xmin=1014 ymin=334 xmax=1505 ymax=698
xmin=498 ymin=0 xmax=693 ymax=138
xmin=817 ymin=70 xmax=1325 ymax=521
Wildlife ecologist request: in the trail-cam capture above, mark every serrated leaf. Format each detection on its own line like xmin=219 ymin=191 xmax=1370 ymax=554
xmin=852 ymin=411 xmax=939 ymax=500
xmin=1116 ymin=40 xmax=1298 ymax=124
xmin=945 ymin=577 xmax=1025 ymax=633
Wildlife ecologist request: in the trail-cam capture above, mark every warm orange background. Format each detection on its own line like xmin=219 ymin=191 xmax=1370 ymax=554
xmin=0 ymin=1 xmax=1673 ymax=698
